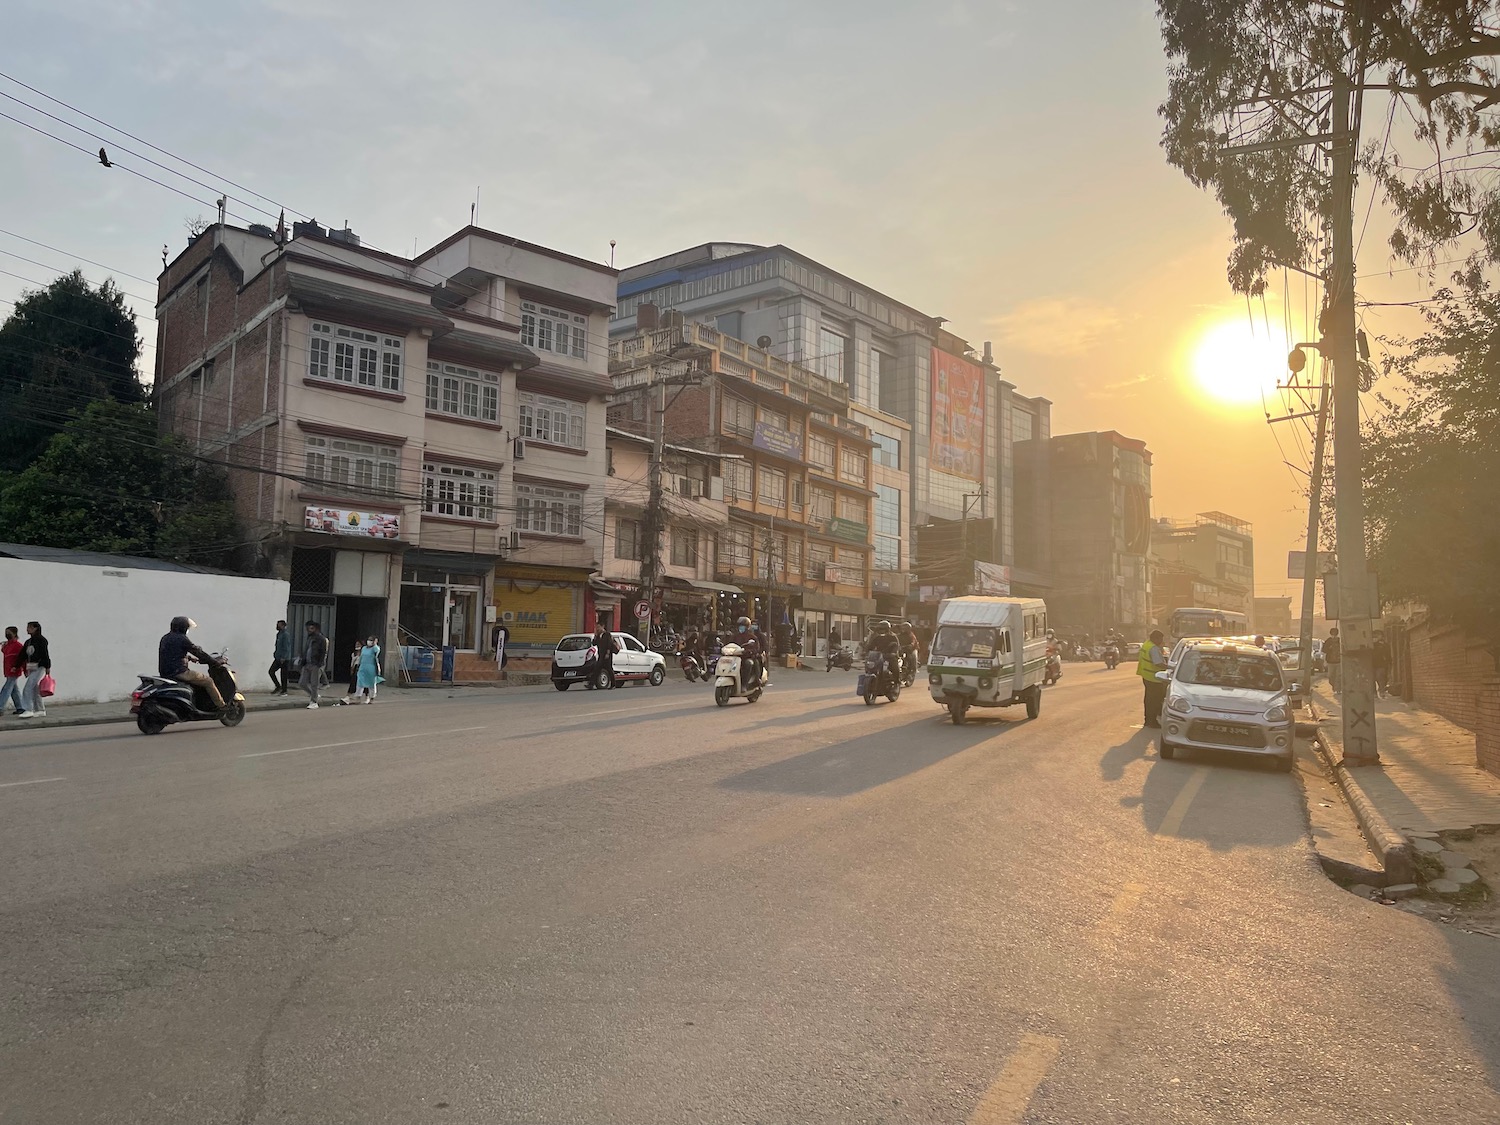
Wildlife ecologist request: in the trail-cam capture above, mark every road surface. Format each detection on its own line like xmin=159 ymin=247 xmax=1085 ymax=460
xmin=2 ymin=668 xmax=1498 ymax=1123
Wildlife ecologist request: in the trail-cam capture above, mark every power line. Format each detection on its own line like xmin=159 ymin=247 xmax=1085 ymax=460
xmin=0 ymin=227 xmax=158 ymax=285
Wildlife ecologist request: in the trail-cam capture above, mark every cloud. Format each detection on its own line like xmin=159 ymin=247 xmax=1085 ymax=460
xmin=988 ymin=297 xmax=1123 ymax=357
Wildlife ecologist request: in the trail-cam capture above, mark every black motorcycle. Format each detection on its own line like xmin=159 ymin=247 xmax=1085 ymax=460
xmin=858 ymin=649 xmax=902 ymax=705
xmin=680 ymin=650 xmax=704 ymax=682
xmin=132 ymin=653 xmax=245 ymax=735
xmin=826 ymin=645 xmax=854 ymax=672
xmin=899 ymin=649 xmax=918 ymax=688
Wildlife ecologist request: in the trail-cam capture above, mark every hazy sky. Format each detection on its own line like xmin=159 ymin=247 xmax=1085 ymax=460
xmin=0 ymin=0 xmax=1435 ymax=603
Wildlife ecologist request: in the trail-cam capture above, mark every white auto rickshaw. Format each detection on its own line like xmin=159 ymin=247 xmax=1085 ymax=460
xmin=927 ymin=596 xmax=1049 ymax=724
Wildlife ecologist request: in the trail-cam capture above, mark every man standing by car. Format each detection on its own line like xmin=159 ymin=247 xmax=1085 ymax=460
xmin=591 ymin=619 xmax=618 ymax=688
xmin=1137 ymin=629 xmax=1169 ymax=728
xmin=1324 ymin=627 xmax=1342 ymax=694
xmin=300 ymin=621 xmax=328 ymax=709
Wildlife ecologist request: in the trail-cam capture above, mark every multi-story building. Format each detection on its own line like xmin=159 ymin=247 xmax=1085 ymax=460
xmin=609 ymin=243 xmax=1052 ymax=617
xmin=1151 ymin=512 xmax=1256 ymax=621
xmin=154 ymin=221 xmax=615 ymax=678
xmin=1253 ymin=595 xmax=1294 ymax=636
xmin=849 ymin=400 xmax=912 ymax=626
xmin=1042 ymin=430 xmax=1154 ymax=640
xmin=600 ymin=427 xmax=730 ymax=632
xmin=608 ymin=318 xmax=876 ymax=651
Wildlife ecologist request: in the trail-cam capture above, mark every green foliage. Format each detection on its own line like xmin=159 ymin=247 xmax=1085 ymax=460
xmin=1367 ymin=273 xmax=1500 ymax=647
xmin=1158 ymin=2 xmax=1500 ymax=293
xmin=0 ymin=270 xmax=145 ymax=472
xmin=0 ymin=400 xmax=240 ymax=568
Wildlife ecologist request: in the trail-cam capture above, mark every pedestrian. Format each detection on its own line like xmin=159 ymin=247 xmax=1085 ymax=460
xmin=269 ymin=619 xmax=292 ymax=695
xmin=0 ymin=626 xmax=24 ymax=716
xmin=17 ymin=620 xmax=51 ymax=719
xmin=591 ymin=618 xmax=618 ymax=688
xmin=299 ymin=621 xmax=328 ymax=709
xmin=356 ymin=635 xmax=384 ymax=703
xmin=1372 ymin=632 xmax=1391 ymax=699
xmin=1137 ymin=628 xmax=1169 ymax=729
xmin=1324 ymin=627 xmax=1342 ymax=694
xmin=339 ymin=640 xmax=363 ymax=704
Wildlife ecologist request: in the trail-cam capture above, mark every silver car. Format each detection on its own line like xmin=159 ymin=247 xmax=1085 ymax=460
xmin=1158 ymin=641 xmax=1295 ymax=771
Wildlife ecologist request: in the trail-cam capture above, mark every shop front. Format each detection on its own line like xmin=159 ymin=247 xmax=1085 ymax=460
xmin=286 ymin=507 xmax=404 ymax=681
xmin=397 ymin=549 xmax=496 ymax=652
xmin=665 ymin=578 xmax=741 ymax=634
xmin=493 ymin=563 xmax=590 ymax=658
xmin=800 ymin=589 xmax=878 ymax=657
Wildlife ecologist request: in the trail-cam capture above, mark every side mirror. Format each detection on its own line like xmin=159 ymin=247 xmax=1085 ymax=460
xmin=1289 ymin=683 xmax=1301 ymax=694
xmin=1154 ymin=670 xmax=1171 ymax=682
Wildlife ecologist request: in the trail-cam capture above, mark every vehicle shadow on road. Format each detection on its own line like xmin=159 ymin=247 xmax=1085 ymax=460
xmin=717 ymin=719 xmax=1002 ymax=798
xmin=1121 ymin=747 xmax=1305 ymax=850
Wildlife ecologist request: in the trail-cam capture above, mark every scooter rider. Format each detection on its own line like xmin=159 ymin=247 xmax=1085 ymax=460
xmin=159 ymin=616 xmax=226 ymax=711
xmin=734 ymin=616 xmax=763 ymax=687
xmin=898 ymin=620 xmax=920 ymax=679
xmin=863 ymin=620 xmax=901 ymax=686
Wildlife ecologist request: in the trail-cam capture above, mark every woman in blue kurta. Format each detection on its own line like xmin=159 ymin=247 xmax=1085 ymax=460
xmin=356 ymin=636 xmax=384 ymax=703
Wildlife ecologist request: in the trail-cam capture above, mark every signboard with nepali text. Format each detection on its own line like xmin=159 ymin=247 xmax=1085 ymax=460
xmin=752 ymin=420 xmax=804 ymax=460
xmin=930 ymin=349 xmax=985 ymax=482
xmin=304 ymin=505 xmax=401 ymax=539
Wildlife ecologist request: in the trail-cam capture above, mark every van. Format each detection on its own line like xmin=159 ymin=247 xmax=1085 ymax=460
xmin=927 ymin=596 xmax=1049 ymax=724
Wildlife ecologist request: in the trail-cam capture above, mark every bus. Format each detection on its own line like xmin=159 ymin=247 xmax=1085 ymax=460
xmin=1163 ymin=607 xmax=1249 ymax=645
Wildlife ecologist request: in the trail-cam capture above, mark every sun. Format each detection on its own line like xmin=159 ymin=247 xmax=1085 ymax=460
xmin=1189 ymin=319 xmax=1289 ymax=406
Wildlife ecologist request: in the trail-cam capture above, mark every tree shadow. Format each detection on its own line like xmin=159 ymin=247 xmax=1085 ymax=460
xmin=717 ymin=718 xmax=1006 ymax=798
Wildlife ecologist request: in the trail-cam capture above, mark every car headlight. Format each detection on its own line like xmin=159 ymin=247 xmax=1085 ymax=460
xmin=1166 ymin=695 xmax=1192 ymax=715
xmin=1264 ymin=704 xmax=1288 ymax=723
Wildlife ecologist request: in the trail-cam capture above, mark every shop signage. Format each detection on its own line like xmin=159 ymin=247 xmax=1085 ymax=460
xmin=752 ymin=421 xmax=804 ymax=460
xmin=825 ymin=517 xmax=868 ymax=544
xmin=822 ymin=564 xmax=843 ymax=585
xmin=305 ymin=505 xmax=400 ymax=539
xmin=974 ymin=561 xmax=1011 ymax=596
xmin=498 ymin=583 xmax=577 ymax=648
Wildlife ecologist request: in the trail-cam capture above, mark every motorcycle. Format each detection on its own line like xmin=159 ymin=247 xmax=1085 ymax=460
xmin=132 ymin=651 xmax=245 ymax=735
xmin=899 ymin=649 xmax=918 ymax=688
xmin=1102 ymin=644 xmax=1120 ymax=670
xmin=1043 ymin=652 xmax=1063 ymax=686
xmin=858 ymin=649 xmax=902 ymax=705
xmin=680 ymin=650 xmax=704 ymax=683
xmin=714 ymin=642 xmax=768 ymax=706
xmin=825 ymin=645 xmax=854 ymax=672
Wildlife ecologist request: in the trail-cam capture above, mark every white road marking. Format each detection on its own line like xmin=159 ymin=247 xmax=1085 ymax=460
xmin=968 ymin=1032 xmax=1062 ymax=1124
xmin=239 ymin=727 xmax=488 ymax=759
xmin=0 ymin=776 xmax=66 ymax=789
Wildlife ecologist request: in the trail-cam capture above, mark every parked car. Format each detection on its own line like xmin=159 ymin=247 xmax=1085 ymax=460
xmin=1157 ymin=640 xmax=1296 ymax=771
xmin=551 ymin=632 xmax=667 ymax=690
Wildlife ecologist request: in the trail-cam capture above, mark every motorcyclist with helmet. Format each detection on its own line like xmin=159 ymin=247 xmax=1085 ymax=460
xmin=897 ymin=620 xmax=920 ymax=682
xmin=159 ymin=616 xmax=226 ymax=711
xmin=862 ymin=620 xmax=902 ymax=691
xmin=733 ymin=616 xmax=763 ymax=688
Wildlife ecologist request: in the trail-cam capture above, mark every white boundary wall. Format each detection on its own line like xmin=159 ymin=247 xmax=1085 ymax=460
xmin=0 ymin=559 xmax=290 ymax=703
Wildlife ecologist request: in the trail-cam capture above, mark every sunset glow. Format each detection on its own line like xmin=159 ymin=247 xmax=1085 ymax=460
xmin=1190 ymin=319 xmax=1289 ymax=406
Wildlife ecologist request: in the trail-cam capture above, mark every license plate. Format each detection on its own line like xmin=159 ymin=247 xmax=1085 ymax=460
xmin=563 ymin=670 xmax=579 ymax=678
xmin=1201 ymin=721 xmax=1245 ymax=735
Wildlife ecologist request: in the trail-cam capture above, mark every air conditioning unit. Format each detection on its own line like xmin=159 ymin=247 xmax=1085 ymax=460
xmin=678 ymin=478 xmax=703 ymax=499
xmin=513 ymin=438 xmax=526 ymax=460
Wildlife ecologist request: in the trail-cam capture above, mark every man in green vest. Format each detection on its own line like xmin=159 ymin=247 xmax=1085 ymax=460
xmin=1137 ymin=629 xmax=1169 ymax=728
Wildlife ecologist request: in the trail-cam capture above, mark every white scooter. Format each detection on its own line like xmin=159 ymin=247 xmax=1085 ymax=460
xmin=714 ymin=642 xmax=768 ymax=706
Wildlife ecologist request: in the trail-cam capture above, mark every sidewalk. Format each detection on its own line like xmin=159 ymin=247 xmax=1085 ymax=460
xmin=0 ymin=691 xmax=309 ymax=733
xmin=1314 ymin=683 xmax=1500 ymax=836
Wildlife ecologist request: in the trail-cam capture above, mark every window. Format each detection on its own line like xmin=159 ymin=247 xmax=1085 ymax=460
xmin=809 ymin=541 xmax=833 ymax=571
xmin=790 ymin=477 xmax=805 ymax=514
xmin=872 ymin=433 xmax=901 ymax=469
xmin=724 ymin=459 xmax=753 ymax=502
xmin=838 ymin=494 xmax=866 ymax=524
xmin=309 ymin=321 xmax=403 ymax=392
xmin=785 ymin=536 xmax=803 ymax=577
xmin=869 ymin=349 xmax=889 ymax=405
xmin=671 ymin=529 xmax=698 ymax=568
xmin=423 ymin=461 xmax=497 ymax=522
xmin=515 ymin=482 xmax=584 ymax=537
xmin=874 ymin=484 xmax=902 ymax=570
xmin=1012 ymin=410 xmax=1034 ymax=443
xmin=808 ymin=434 xmax=836 ymax=473
xmin=758 ymin=464 xmax=787 ymax=509
xmin=721 ymin=524 xmax=752 ymax=568
xmin=426 ymin=362 xmax=499 ymax=423
xmin=304 ymin=435 xmax=400 ymax=496
xmin=758 ymin=406 xmax=789 ymax=432
xmin=519 ymin=392 xmax=586 ymax=449
xmin=817 ymin=326 xmax=846 ymax=383
xmin=520 ymin=301 xmax=588 ymax=360
xmin=615 ymin=518 xmax=642 ymax=560
xmin=810 ymin=486 xmax=835 ymax=523
xmin=722 ymin=394 xmax=755 ymax=438
xmin=835 ymin=548 xmax=867 ymax=589
xmin=840 ymin=447 xmax=868 ymax=484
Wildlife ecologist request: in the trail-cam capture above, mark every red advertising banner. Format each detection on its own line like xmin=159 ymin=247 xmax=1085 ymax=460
xmin=930 ymin=349 xmax=985 ymax=481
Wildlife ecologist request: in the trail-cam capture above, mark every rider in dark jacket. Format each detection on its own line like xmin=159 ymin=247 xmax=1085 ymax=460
xmin=159 ymin=616 xmax=225 ymax=710
xmin=733 ymin=616 xmax=762 ymax=687
xmin=863 ymin=621 xmax=901 ymax=686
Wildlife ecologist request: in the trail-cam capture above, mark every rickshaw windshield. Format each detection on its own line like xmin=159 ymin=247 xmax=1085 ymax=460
xmin=932 ymin=625 xmax=999 ymax=659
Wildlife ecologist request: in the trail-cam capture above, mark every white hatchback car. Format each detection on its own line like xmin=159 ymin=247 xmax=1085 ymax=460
xmin=1159 ymin=641 xmax=1295 ymax=771
xmin=551 ymin=632 xmax=666 ymax=691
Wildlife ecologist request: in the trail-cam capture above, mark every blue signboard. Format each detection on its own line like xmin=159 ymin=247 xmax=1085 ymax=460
xmin=752 ymin=421 xmax=804 ymax=460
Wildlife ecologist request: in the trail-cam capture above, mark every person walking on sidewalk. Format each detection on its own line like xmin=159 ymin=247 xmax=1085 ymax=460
xmin=299 ymin=621 xmax=328 ymax=709
xmin=1137 ymin=629 xmax=1169 ymax=728
xmin=1324 ymin=627 xmax=1343 ymax=694
xmin=17 ymin=621 xmax=51 ymax=718
xmin=356 ymin=636 xmax=384 ymax=703
xmin=0 ymin=626 xmax=24 ymax=716
xmin=269 ymin=620 xmax=293 ymax=695
xmin=1373 ymin=631 xmax=1391 ymax=698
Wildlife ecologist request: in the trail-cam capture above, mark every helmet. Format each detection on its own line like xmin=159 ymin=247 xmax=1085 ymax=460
xmin=876 ymin=620 xmax=893 ymax=635
xmin=736 ymin=616 xmax=751 ymax=631
xmin=170 ymin=616 xmax=194 ymax=633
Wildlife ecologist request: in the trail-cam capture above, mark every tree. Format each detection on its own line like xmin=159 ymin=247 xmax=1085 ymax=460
xmin=1158 ymin=1 xmax=1500 ymax=294
xmin=0 ymin=270 xmax=145 ymax=473
xmin=0 ymin=400 xmax=240 ymax=568
xmin=1366 ymin=270 xmax=1500 ymax=648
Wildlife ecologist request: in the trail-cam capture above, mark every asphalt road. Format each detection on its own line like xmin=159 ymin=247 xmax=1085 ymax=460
xmin=3 ymin=667 xmax=1499 ymax=1124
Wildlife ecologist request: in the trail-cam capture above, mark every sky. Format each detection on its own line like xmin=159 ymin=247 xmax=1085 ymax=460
xmin=0 ymin=0 xmax=1440 ymax=603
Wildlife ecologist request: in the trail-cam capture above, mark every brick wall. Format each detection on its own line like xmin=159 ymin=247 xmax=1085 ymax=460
xmin=1405 ymin=621 xmax=1496 ymax=732
xmin=1479 ymin=675 xmax=1500 ymax=776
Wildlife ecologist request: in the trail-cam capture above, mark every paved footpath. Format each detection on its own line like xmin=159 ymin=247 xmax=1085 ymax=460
xmin=1315 ymin=684 xmax=1500 ymax=835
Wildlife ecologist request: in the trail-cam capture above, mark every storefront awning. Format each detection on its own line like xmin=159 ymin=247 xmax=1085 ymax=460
xmin=683 ymin=579 xmax=743 ymax=595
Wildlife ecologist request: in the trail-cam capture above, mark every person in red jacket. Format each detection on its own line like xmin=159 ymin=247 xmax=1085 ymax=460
xmin=0 ymin=626 xmax=23 ymax=717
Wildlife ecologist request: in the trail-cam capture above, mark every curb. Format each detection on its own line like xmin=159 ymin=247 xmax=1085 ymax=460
xmin=1313 ymin=718 xmax=1417 ymax=886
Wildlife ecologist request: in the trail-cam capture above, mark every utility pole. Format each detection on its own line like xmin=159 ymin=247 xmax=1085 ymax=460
xmin=1327 ymin=57 xmax=1379 ymax=764
xmin=1294 ymin=376 xmax=1330 ymax=708
xmin=640 ymin=373 xmax=668 ymax=644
